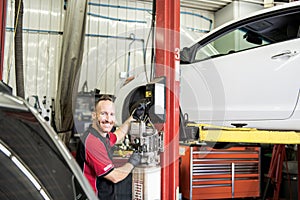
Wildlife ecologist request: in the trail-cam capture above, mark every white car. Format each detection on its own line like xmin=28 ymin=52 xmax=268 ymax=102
xmin=115 ymin=2 xmax=300 ymax=131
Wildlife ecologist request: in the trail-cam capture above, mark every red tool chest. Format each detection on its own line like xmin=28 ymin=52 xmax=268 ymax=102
xmin=179 ymin=144 xmax=261 ymax=199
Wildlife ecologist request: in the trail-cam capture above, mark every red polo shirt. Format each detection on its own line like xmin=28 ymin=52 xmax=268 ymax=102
xmin=80 ymin=126 xmax=117 ymax=199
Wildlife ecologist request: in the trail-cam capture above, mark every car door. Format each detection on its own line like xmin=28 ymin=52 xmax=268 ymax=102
xmin=180 ymin=3 xmax=300 ymax=124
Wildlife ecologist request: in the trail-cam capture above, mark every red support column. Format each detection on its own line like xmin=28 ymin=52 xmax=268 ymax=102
xmin=155 ymin=0 xmax=180 ymax=199
xmin=0 ymin=0 xmax=8 ymax=80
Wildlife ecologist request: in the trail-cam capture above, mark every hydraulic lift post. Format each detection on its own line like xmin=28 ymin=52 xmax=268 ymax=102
xmin=155 ymin=0 xmax=180 ymax=199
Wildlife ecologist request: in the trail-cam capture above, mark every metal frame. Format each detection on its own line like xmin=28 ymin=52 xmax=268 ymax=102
xmin=155 ymin=0 xmax=180 ymax=199
xmin=188 ymin=123 xmax=300 ymax=144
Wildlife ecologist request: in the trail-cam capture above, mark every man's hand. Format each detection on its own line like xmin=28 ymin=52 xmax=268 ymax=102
xmin=128 ymin=152 xmax=141 ymax=167
xmin=130 ymin=99 xmax=147 ymax=120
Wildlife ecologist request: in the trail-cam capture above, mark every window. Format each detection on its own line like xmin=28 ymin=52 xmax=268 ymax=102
xmin=194 ymin=11 xmax=300 ymax=62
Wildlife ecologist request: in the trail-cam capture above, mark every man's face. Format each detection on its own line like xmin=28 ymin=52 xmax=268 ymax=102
xmin=93 ymin=100 xmax=115 ymax=133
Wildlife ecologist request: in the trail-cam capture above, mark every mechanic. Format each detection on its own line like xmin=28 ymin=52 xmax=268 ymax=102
xmin=76 ymin=95 xmax=145 ymax=200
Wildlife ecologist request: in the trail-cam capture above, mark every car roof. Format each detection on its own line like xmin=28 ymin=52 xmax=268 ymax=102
xmin=0 ymin=92 xmax=28 ymax=111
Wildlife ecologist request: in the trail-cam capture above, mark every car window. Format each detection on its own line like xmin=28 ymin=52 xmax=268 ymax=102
xmin=0 ymin=107 xmax=87 ymax=200
xmin=195 ymin=10 xmax=300 ymax=61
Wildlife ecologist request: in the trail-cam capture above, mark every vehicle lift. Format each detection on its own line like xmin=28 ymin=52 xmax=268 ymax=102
xmin=153 ymin=0 xmax=300 ymax=198
xmin=155 ymin=0 xmax=180 ymax=199
xmin=188 ymin=123 xmax=300 ymax=200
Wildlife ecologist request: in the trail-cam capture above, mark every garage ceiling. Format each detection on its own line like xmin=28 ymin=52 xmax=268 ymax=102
xmin=136 ymin=0 xmax=265 ymax=12
xmin=180 ymin=0 xmax=234 ymax=11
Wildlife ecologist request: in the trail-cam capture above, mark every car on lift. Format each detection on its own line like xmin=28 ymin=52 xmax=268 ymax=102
xmin=115 ymin=1 xmax=300 ymax=131
xmin=0 ymin=83 xmax=97 ymax=199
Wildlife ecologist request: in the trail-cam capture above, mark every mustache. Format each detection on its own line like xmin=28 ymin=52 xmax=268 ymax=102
xmin=100 ymin=119 xmax=113 ymax=124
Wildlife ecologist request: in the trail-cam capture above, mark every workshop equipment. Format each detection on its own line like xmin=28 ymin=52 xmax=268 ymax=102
xmin=179 ymin=144 xmax=260 ymax=199
xmin=129 ymin=78 xmax=165 ymax=200
xmin=262 ymin=144 xmax=287 ymax=200
xmin=182 ymin=123 xmax=300 ymax=199
xmin=188 ymin=123 xmax=300 ymax=144
xmin=130 ymin=119 xmax=163 ymax=200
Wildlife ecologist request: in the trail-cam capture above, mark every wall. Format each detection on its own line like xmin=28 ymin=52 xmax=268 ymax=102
xmin=215 ymin=1 xmax=264 ymax=27
xmin=3 ymin=0 xmax=214 ymax=104
xmin=4 ymin=0 xmax=63 ymax=103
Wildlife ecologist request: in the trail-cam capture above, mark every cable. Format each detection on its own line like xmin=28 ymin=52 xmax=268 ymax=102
xmin=6 ymin=0 xmax=22 ymax=84
xmin=143 ymin=25 xmax=152 ymax=83
xmin=150 ymin=0 xmax=156 ymax=81
xmin=143 ymin=0 xmax=156 ymax=83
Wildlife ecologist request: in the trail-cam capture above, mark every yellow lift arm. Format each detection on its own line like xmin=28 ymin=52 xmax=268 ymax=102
xmin=187 ymin=123 xmax=300 ymax=144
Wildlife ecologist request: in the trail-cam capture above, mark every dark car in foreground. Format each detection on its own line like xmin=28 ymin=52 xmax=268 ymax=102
xmin=0 ymin=90 xmax=97 ymax=199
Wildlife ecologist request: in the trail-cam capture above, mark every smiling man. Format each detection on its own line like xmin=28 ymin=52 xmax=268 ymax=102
xmin=76 ymin=95 xmax=143 ymax=200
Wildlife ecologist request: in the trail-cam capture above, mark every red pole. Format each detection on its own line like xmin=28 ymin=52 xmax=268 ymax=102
xmin=155 ymin=0 xmax=180 ymax=199
xmin=0 ymin=0 xmax=8 ymax=80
